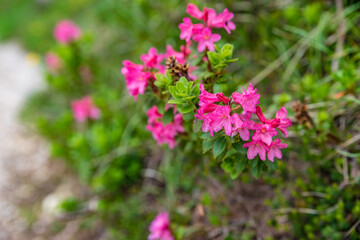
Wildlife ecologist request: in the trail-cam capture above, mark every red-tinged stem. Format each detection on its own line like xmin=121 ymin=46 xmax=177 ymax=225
xmin=231 ymin=105 xmax=241 ymax=111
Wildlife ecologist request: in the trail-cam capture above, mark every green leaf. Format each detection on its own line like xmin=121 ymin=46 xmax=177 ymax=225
xmin=200 ymin=132 xmax=211 ymax=140
xmin=186 ymin=81 xmax=193 ymax=94
xmin=236 ymin=159 xmax=247 ymax=175
xmin=191 ymin=83 xmax=201 ymax=96
xmin=225 ymin=58 xmax=238 ymax=63
xmin=250 ymin=164 xmax=262 ymax=179
xmin=157 ymin=101 xmax=166 ymax=114
xmin=179 ymin=77 xmax=188 ymax=85
xmin=207 ymin=51 xmax=221 ymax=66
xmin=169 ymin=86 xmax=181 ymax=99
xmin=213 ymin=136 xmax=227 ymax=158
xmin=265 ymin=159 xmax=278 ymax=171
xmin=193 ymin=119 xmax=202 ymax=133
xmin=168 ymin=99 xmax=185 ymax=104
xmin=220 ymin=43 xmax=234 ymax=58
xmin=176 ymin=81 xmax=186 ymax=92
xmin=163 ymin=109 xmax=173 ymax=124
xmin=232 ymin=142 xmax=245 ymax=154
xmin=178 ymin=102 xmax=194 ymax=113
xmin=154 ymin=73 xmax=172 ymax=88
xmin=213 ymin=83 xmax=222 ymax=93
xmin=249 ymin=157 xmax=259 ymax=169
xmin=183 ymin=96 xmax=196 ymax=101
xmin=202 ymin=140 xmax=213 ymax=153
xmin=221 ymin=157 xmax=233 ymax=173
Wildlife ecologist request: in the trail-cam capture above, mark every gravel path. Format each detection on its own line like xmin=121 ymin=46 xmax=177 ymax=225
xmin=0 ymin=42 xmax=97 ymax=240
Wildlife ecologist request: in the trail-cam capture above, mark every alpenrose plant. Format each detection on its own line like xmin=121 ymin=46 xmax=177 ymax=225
xmin=121 ymin=2 xmax=292 ymax=184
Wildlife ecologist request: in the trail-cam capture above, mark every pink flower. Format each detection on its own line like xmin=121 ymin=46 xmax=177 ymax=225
xmin=212 ymin=9 xmax=236 ymax=33
xmin=267 ymin=139 xmax=288 ymax=162
xmin=146 ymin=106 xmax=184 ymax=149
xmin=195 ymin=109 xmax=212 ymax=133
xmin=148 ymin=212 xmax=174 ymax=240
xmin=232 ymin=84 xmax=260 ymax=114
xmin=198 ymin=84 xmax=229 ymax=105
xmin=165 ymin=45 xmax=186 ymax=64
xmin=180 ymin=43 xmax=191 ymax=58
xmin=54 ymin=20 xmax=81 ymax=44
xmin=205 ymin=105 xmax=232 ymax=136
xmin=186 ymin=3 xmax=204 ymax=19
xmin=252 ymin=123 xmax=278 ymax=146
xmin=71 ymin=96 xmax=100 ymax=122
xmin=179 ymin=17 xmax=203 ymax=42
xmin=121 ymin=60 xmax=151 ymax=101
xmin=231 ymin=113 xmax=250 ymax=141
xmin=147 ymin=106 xmax=162 ymax=122
xmin=276 ymin=107 xmax=292 ymax=137
xmin=203 ymin=8 xmax=219 ymax=27
xmin=193 ymin=27 xmax=221 ymax=52
xmin=243 ymin=140 xmax=269 ymax=161
xmin=141 ymin=47 xmax=164 ymax=69
xmin=45 ymin=52 xmax=61 ymax=72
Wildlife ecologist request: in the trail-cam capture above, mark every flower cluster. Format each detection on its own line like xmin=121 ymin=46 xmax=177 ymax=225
xmin=54 ymin=20 xmax=82 ymax=44
xmin=71 ymin=96 xmax=100 ymax=122
xmin=148 ymin=212 xmax=174 ymax=240
xmin=179 ymin=4 xmax=235 ymax=52
xmin=121 ymin=45 xmax=190 ymax=100
xmin=195 ymin=84 xmax=291 ymax=162
xmin=146 ymin=106 xmax=184 ymax=149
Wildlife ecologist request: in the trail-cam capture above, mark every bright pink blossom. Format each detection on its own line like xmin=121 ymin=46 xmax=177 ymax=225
xmin=276 ymin=107 xmax=292 ymax=137
xmin=193 ymin=27 xmax=221 ymax=52
xmin=267 ymin=139 xmax=288 ymax=162
xmin=121 ymin=60 xmax=151 ymax=101
xmin=141 ymin=47 xmax=164 ymax=69
xmin=54 ymin=20 xmax=81 ymax=44
xmin=180 ymin=43 xmax=191 ymax=58
xmin=198 ymin=84 xmax=229 ymax=105
xmin=146 ymin=106 xmax=184 ymax=149
xmin=45 ymin=52 xmax=61 ymax=72
xmin=71 ymin=96 xmax=100 ymax=122
xmin=243 ymin=140 xmax=269 ymax=161
xmin=205 ymin=105 xmax=232 ymax=136
xmin=186 ymin=4 xmax=204 ymax=19
xmin=212 ymin=9 xmax=236 ymax=33
xmin=195 ymin=109 xmax=212 ymax=133
xmin=179 ymin=17 xmax=203 ymax=42
xmin=232 ymin=84 xmax=260 ymax=114
xmin=165 ymin=45 xmax=186 ymax=64
xmin=148 ymin=212 xmax=174 ymax=240
xmin=231 ymin=113 xmax=250 ymax=141
xmin=252 ymin=123 xmax=278 ymax=146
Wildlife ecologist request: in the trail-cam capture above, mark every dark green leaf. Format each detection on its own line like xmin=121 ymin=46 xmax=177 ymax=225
xmin=249 ymin=157 xmax=259 ymax=169
xmin=265 ymin=159 xmax=278 ymax=171
xmin=213 ymin=136 xmax=227 ymax=158
xmin=202 ymin=140 xmax=213 ymax=153
xmin=235 ymin=159 xmax=247 ymax=175
xmin=163 ymin=109 xmax=173 ymax=124
xmin=250 ymin=164 xmax=262 ymax=179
